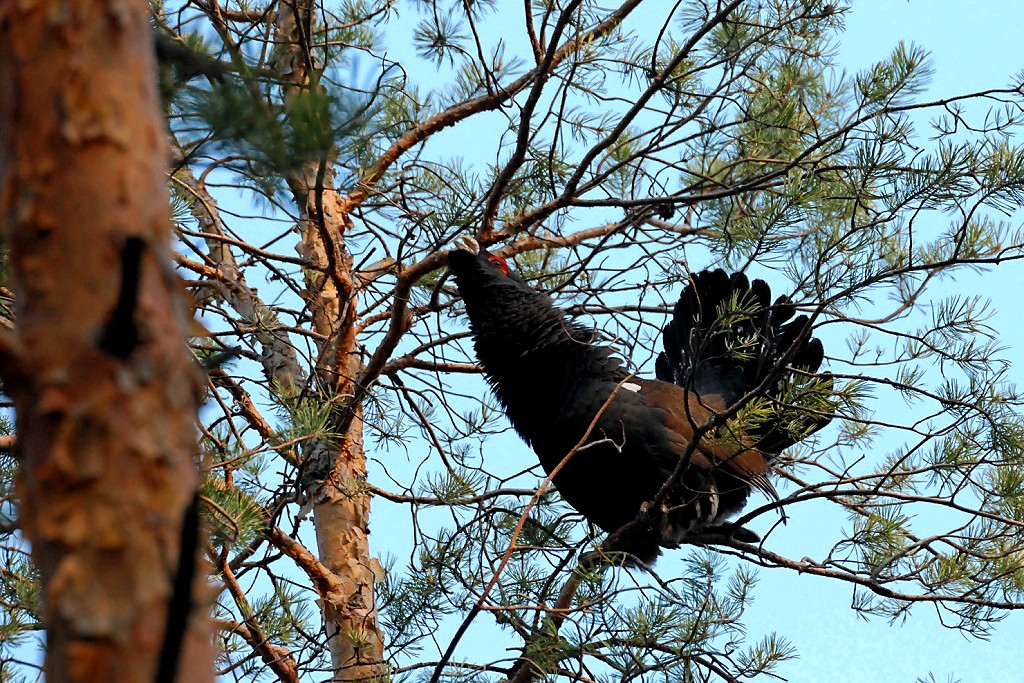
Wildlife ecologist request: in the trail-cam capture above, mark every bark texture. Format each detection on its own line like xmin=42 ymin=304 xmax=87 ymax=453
xmin=296 ymin=132 xmax=387 ymax=683
xmin=274 ymin=2 xmax=387 ymax=678
xmin=0 ymin=1 xmax=212 ymax=680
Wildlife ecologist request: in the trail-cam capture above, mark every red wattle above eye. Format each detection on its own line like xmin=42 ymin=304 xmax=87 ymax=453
xmin=488 ymin=255 xmax=509 ymax=276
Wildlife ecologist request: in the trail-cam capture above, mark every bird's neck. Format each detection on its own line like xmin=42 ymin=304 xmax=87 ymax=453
xmin=457 ymin=274 xmax=625 ymax=396
xmin=474 ymin=307 xmax=616 ymax=375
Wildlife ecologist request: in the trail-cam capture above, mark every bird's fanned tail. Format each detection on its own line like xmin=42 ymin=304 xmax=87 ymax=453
xmin=655 ymin=268 xmax=833 ymax=455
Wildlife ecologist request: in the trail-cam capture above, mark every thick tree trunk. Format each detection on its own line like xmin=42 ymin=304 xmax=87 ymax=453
xmin=0 ymin=1 xmax=213 ymax=681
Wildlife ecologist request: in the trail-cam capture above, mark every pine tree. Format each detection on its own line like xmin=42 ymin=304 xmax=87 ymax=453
xmin=3 ymin=1 xmax=1024 ymax=680
xmin=0 ymin=1 xmax=213 ymax=680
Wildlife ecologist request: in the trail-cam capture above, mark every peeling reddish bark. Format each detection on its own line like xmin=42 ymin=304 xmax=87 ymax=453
xmin=296 ymin=170 xmax=386 ymax=681
xmin=0 ymin=1 xmax=213 ymax=680
xmin=272 ymin=1 xmax=387 ymax=678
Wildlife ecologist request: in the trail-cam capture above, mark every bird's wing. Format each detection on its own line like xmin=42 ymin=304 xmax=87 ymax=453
xmin=628 ymin=378 xmax=776 ymax=496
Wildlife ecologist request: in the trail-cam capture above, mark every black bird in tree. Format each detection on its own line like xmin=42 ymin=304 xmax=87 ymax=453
xmin=448 ymin=237 xmax=833 ymax=563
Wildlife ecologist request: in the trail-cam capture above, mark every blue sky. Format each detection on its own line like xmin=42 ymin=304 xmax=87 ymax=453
xmin=207 ymin=3 xmax=1024 ymax=680
xmin=737 ymin=3 xmax=1024 ymax=681
xmin=360 ymin=3 xmax=1024 ymax=680
xmin=9 ymin=2 xmax=1022 ymax=681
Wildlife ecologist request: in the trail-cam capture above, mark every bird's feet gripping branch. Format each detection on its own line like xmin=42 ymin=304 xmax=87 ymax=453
xmin=448 ymin=237 xmax=834 ymax=564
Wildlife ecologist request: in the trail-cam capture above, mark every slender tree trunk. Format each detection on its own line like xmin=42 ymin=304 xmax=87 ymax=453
xmin=311 ymin=403 xmax=386 ymax=680
xmin=297 ymin=176 xmax=386 ymax=681
xmin=0 ymin=1 xmax=212 ymax=680
xmin=273 ymin=2 xmax=387 ymax=678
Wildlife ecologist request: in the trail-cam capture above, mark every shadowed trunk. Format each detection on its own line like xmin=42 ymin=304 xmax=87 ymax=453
xmin=0 ymin=1 xmax=212 ymax=680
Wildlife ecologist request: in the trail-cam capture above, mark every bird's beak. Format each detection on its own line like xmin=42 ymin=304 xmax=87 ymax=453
xmin=454 ymin=235 xmax=480 ymax=255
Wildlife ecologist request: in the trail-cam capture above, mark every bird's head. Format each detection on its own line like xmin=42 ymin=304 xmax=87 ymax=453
xmin=448 ymin=236 xmax=539 ymax=303
xmin=448 ymin=235 xmax=513 ymax=280
xmin=447 ymin=234 xmax=558 ymax=341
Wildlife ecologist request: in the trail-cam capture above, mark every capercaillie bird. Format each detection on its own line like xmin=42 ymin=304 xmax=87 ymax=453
xmin=448 ymin=236 xmax=832 ymax=562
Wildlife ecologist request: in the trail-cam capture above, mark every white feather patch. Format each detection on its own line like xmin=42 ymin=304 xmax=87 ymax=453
xmin=708 ymin=482 xmax=720 ymax=521
xmin=621 ymin=382 xmax=641 ymax=393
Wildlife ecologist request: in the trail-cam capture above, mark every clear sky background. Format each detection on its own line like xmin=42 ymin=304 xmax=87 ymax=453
xmin=208 ymin=3 xmax=1023 ymax=681
xmin=16 ymin=3 xmax=1022 ymax=681
xmin=389 ymin=3 xmax=1024 ymax=681
xmin=361 ymin=3 xmax=1024 ymax=681
xmin=736 ymin=3 xmax=1024 ymax=681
